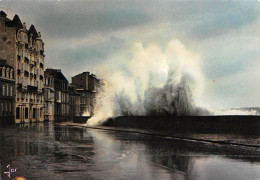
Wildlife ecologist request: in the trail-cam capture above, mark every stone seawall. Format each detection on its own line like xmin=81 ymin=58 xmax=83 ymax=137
xmin=73 ymin=116 xmax=90 ymax=123
xmin=103 ymin=116 xmax=260 ymax=135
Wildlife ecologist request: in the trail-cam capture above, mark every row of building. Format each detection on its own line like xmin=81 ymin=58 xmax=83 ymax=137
xmin=0 ymin=11 xmax=100 ymax=125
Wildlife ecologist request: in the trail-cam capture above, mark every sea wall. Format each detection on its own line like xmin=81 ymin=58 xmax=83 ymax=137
xmin=73 ymin=116 xmax=90 ymax=123
xmin=103 ymin=116 xmax=260 ymax=135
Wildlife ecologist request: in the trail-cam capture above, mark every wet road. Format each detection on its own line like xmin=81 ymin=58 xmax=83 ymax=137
xmin=0 ymin=123 xmax=260 ymax=180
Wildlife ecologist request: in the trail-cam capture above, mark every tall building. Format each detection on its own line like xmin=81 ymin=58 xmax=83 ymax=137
xmin=44 ymin=69 xmax=70 ymax=121
xmin=71 ymin=72 xmax=100 ymax=116
xmin=0 ymin=59 xmax=15 ymax=125
xmin=0 ymin=11 xmax=45 ymax=123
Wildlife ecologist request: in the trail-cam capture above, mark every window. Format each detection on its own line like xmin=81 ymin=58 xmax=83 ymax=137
xmin=25 ymin=108 xmax=28 ymax=119
xmin=9 ymin=103 xmax=12 ymax=115
xmin=16 ymin=107 xmax=20 ymax=119
xmin=10 ymin=70 xmax=13 ymax=79
xmin=6 ymin=69 xmax=9 ymax=78
xmin=10 ymin=86 xmax=12 ymax=96
xmin=0 ymin=103 xmax=2 ymax=116
xmin=6 ymin=85 xmax=8 ymax=96
xmin=33 ymin=108 xmax=36 ymax=119
xmin=2 ymin=85 xmax=5 ymax=96
xmin=2 ymin=102 xmax=5 ymax=116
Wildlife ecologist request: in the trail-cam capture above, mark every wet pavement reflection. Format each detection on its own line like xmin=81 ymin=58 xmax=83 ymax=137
xmin=0 ymin=123 xmax=260 ymax=180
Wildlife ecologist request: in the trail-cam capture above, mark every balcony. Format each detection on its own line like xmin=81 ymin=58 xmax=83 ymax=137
xmin=27 ymin=85 xmax=38 ymax=93
xmin=17 ymin=69 xmax=20 ymax=75
xmin=24 ymin=57 xmax=29 ymax=63
xmin=40 ymin=63 xmax=44 ymax=69
xmin=40 ymin=50 xmax=44 ymax=56
xmin=17 ymin=83 xmax=22 ymax=91
xmin=17 ymin=55 xmax=21 ymax=61
xmin=24 ymin=70 xmax=29 ymax=77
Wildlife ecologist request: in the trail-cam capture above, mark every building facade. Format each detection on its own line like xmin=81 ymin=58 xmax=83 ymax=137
xmin=44 ymin=70 xmax=55 ymax=121
xmin=69 ymin=86 xmax=80 ymax=119
xmin=0 ymin=11 xmax=45 ymax=123
xmin=44 ymin=69 xmax=70 ymax=121
xmin=0 ymin=60 xmax=15 ymax=125
xmin=71 ymin=72 xmax=100 ymax=116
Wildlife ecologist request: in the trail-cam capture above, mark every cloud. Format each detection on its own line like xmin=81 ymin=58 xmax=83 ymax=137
xmin=1 ymin=0 xmax=260 ymax=111
xmin=2 ymin=0 xmax=151 ymax=40
xmin=45 ymin=35 xmax=126 ymax=79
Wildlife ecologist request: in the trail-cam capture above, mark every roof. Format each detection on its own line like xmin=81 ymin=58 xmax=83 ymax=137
xmin=28 ymin=24 xmax=38 ymax=38
xmin=0 ymin=60 xmax=13 ymax=68
xmin=72 ymin=71 xmax=89 ymax=78
xmin=5 ymin=17 xmax=13 ymax=27
xmin=57 ymin=71 xmax=67 ymax=82
xmin=12 ymin=14 xmax=23 ymax=28
xmin=1 ymin=11 xmax=43 ymax=40
xmin=45 ymin=69 xmax=68 ymax=83
xmin=0 ymin=10 xmax=7 ymax=17
xmin=0 ymin=11 xmax=18 ymax=27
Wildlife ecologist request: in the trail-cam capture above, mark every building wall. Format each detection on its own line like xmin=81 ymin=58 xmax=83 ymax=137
xmin=77 ymin=90 xmax=95 ymax=116
xmin=0 ymin=13 xmax=45 ymax=123
xmin=55 ymin=90 xmax=70 ymax=121
xmin=71 ymin=72 xmax=100 ymax=116
xmin=44 ymin=74 xmax=55 ymax=121
xmin=88 ymin=75 xmax=97 ymax=92
xmin=0 ymin=65 xmax=15 ymax=125
xmin=0 ymin=16 xmax=17 ymax=69
xmin=69 ymin=93 xmax=80 ymax=118
xmin=15 ymin=28 xmax=45 ymax=123
xmin=45 ymin=69 xmax=71 ymax=122
xmin=71 ymin=72 xmax=89 ymax=90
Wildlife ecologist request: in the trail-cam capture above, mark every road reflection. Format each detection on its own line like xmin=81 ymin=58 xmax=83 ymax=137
xmin=87 ymin=127 xmax=260 ymax=180
xmin=0 ymin=123 xmax=259 ymax=180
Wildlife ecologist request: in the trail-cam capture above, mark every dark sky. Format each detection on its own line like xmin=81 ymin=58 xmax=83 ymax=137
xmin=1 ymin=0 xmax=260 ymax=110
